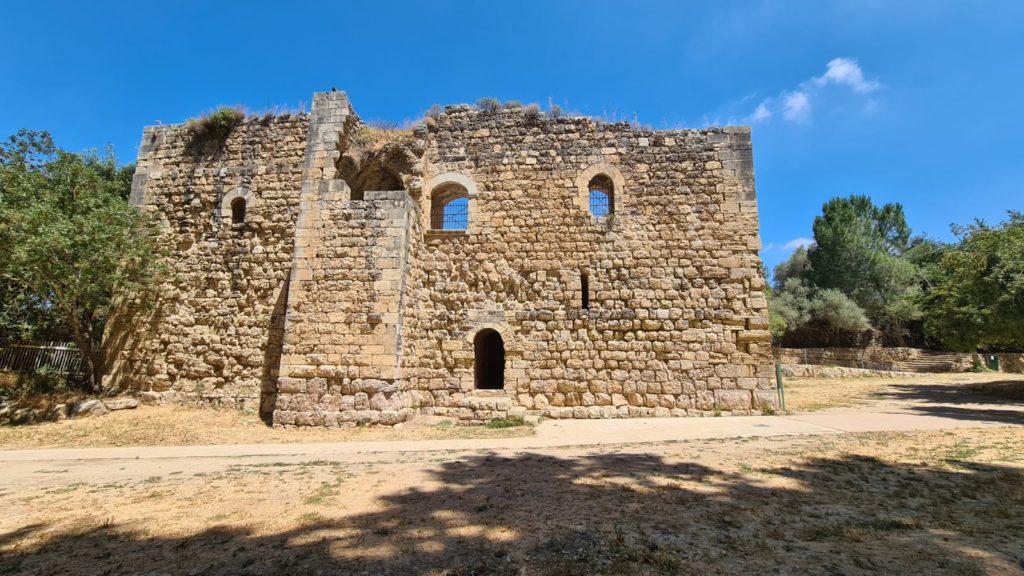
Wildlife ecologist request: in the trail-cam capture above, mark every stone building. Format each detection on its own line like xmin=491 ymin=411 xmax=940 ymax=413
xmin=105 ymin=90 xmax=775 ymax=426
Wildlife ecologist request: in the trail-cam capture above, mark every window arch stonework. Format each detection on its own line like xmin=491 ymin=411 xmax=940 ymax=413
xmin=424 ymin=172 xmax=479 ymax=233
xmin=221 ymin=187 xmax=254 ymax=224
xmin=575 ymin=162 xmax=626 ymax=218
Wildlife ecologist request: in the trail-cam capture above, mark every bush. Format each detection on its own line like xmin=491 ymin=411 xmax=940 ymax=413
xmin=549 ymin=104 xmax=562 ymax=118
xmin=503 ymin=100 xmax=522 ymax=109
xmin=185 ymin=106 xmax=245 ymax=155
xmin=424 ymin=104 xmax=442 ymax=120
xmin=477 ymin=97 xmax=500 ymax=113
xmin=809 ymin=289 xmax=872 ymax=336
xmin=523 ymin=103 xmax=541 ymax=123
xmin=485 ymin=415 xmax=526 ymax=428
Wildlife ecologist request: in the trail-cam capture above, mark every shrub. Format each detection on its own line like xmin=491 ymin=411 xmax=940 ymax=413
xmin=485 ymin=415 xmax=526 ymax=428
xmin=477 ymin=97 xmax=500 ymax=113
xmin=424 ymin=104 xmax=442 ymax=120
xmin=549 ymin=104 xmax=562 ymax=118
xmin=523 ymin=103 xmax=541 ymax=123
xmin=185 ymin=106 xmax=245 ymax=155
xmin=503 ymin=100 xmax=522 ymax=109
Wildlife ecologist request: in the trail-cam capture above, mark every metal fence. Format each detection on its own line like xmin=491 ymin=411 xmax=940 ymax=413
xmin=0 ymin=341 xmax=85 ymax=377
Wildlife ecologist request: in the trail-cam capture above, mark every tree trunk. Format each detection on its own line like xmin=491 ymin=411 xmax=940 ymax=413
xmin=68 ymin=309 xmax=103 ymax=393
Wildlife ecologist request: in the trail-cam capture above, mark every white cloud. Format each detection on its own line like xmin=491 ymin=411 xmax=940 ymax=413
xmin=748 ymin=57 xmax=881 ymax=124
xmin=783 ymin=237 xmax=814 ymax=251
xmin=782 ymin=91 xmax=811 ymax=122
xmin=763 ymin=237 xmax=815 ymax=252
xmin=815 ymin=57 xmax=880 ymax=93
xmin=748 ymin=101 xmax=772 ymax=123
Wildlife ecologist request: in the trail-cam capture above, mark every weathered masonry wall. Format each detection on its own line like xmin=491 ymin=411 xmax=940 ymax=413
xmin=104 ymin=115 xmax=309 ymax=415
xmin=108 ymin=90 xmax=776 ymax=425
xmin=402 ymin=107 xmax=774 ymax=422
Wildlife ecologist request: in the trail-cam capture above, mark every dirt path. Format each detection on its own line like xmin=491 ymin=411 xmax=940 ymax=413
xmin=2 ymin=374 xmax=1023 ymax=489
xmin=3 ymin=427 xmax=1023 ymax=575
xmin=2 ymin=374 xmax=1023 ymax=574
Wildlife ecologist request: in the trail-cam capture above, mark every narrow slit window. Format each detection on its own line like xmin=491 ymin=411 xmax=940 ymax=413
xmin=581 ymin=271 xmax=590 ymax=310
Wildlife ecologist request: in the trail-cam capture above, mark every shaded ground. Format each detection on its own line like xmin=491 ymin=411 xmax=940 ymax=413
xmin=0 ymin=406 xmax=533 ymax=449
xmin=2 ymin=427 xmax=1023 ymax=575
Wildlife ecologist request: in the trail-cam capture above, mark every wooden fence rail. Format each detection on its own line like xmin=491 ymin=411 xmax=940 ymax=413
xmin=0 ymin=341 xmax=85 ymax=377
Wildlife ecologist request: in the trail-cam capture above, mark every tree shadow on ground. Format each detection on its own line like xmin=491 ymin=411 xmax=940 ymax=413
xmin=880 ymin=381 xmax=1024 ymax=424
xmin=2 ymin=451 xmax=1023 ymax=575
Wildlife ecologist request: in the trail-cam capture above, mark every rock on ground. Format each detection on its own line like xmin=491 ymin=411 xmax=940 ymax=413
xmin=70 ymin=399 xmax=109 ymax=418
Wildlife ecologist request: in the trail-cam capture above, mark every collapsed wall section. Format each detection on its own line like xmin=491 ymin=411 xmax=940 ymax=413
xmin=104 ymin=114 xmax=309 ymax=413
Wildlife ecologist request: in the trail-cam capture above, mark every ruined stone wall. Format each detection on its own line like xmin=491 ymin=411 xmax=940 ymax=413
xmin=104 ymin=115 xmax=309 ymax=413
xmin=109 ymin=91 xmax=776 ymax=425
xmin=404 ymin=106 xmax=775 ymax=421
xmin=774 ymin=347 xmax=977 ymax=373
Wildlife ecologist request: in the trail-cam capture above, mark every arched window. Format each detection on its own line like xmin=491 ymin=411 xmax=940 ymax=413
xmin=430 ymin=183 xmax=469 ymax=230
xmin=474 ymin=329 xmax=505 ymax=390
xmin=231 ymin=197 xmax=246 ymax=224
xmin=588 ymin=174 xmax=614 ymax=217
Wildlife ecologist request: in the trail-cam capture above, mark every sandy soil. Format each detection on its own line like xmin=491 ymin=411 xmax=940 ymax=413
xmin=0 ymin=406 xmax=533 ymax=449
xmin=783 ymin=372 xmax=1024 ymax=412
xmin=1 ymin=426 xmax=1022 ymax=575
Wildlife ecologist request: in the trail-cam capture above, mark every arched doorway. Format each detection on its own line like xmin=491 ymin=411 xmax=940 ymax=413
xmin=474 ymin=329 xmax=505 ymax=390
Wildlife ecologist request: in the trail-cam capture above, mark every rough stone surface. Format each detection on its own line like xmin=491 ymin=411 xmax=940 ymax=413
xmin=780 ymin=364 xmax=922 ymax=379
xmin=776 ymin=347 xmax=1024 ymax=374
xmin=70 ymin=399 xmax=109 ymax=418
xmin=106 ymin=90 xmax=776 ymax=426
xmin=103 ymin=398 xmax=140 ymax=411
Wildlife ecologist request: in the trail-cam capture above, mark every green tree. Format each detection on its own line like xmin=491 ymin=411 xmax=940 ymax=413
xmin=807 ymin=288 xmax=872 ymax=340
xmin=0 ymin=130 xmax=164 ymax=390
xmin=922 ymin=212 xmax=1024 ymax=351
xmin=807 ymin=195 xmax=921 ymax=343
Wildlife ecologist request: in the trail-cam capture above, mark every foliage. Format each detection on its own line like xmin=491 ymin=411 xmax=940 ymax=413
xmin=0 ymin=130 xmax=166 ymax=391
xmin=503 ymin=100 xmax=522 ymax=109
xmin=476 ymin=97 xmax=501 ymax=113
xmin=807 ymin=288 xmax=872 ymax=337
xmin=769 ymin=195 xmax=920 ymax=345
xmin=807 ymin=195 xmax=919 ymax=328
xmin=185 ymin=106 xmax=245 ymax=156
xmin=484 ymin=415 xmax=526 ymax=429
xmin=771 ymin=246 xmax=811 ymax=286
xmin=768 ymin=278 xmax=812 ymax=338
xmin=768 ymin=277 xmax=870 ymax=346
xmin=920 ymin=212 xmax=1024 ymax=351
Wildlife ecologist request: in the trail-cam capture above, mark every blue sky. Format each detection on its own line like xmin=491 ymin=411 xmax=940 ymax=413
xmin=2 ymin=1 xmax=1021 ymax=274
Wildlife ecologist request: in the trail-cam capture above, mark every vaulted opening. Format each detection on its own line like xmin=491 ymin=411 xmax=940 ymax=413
xmin=338 ymin=155 xmax=404 ymax=201
xmin=231 ymin=197 xmax=246 ymax=224
xmin=588 ymin=174 xmax=614 ymax=217
xmin=430 ymin=182 xmax=470 ymax=230
xmin=474 ymin=329 xmax=505 ymax=390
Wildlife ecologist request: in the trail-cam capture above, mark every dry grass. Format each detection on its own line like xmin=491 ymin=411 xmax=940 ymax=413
xmin=0 ymin=405 xmax=533 ymax=450
xmin=2 ymin=427 xmax=1023 ymax=574
xmin=784 ymin=372 xmax=1024 ymax=412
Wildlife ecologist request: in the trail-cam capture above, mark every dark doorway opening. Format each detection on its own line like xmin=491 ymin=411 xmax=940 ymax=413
xmin=474 ymin=329 xmax=505 ymax=390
